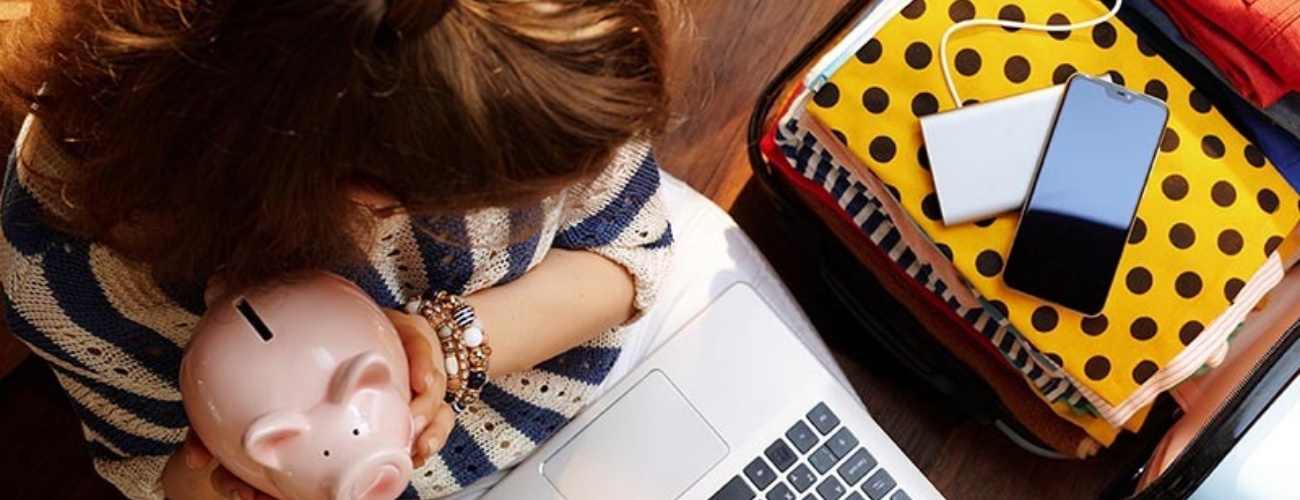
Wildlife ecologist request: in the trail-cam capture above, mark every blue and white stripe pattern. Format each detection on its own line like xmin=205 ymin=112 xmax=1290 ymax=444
xmin=772 ymin=115 xmax=1090 ymax=412
xmin=0 ymin=120 xmax=672 ymax=499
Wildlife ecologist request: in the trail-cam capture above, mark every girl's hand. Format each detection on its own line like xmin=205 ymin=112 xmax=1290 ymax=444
xmin=163 ymin=431 xmax=274 ymax=500
xmin=385 ymin=309 xmax=458 ymax=468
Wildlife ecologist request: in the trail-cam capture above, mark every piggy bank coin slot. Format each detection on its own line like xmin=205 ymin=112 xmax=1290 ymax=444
xmin=235 ymin=298 xmax=274 ymax=342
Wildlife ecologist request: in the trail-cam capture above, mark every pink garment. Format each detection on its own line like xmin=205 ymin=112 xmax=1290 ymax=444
xmin=1156 ymin=0 xmax=1300 ymax=107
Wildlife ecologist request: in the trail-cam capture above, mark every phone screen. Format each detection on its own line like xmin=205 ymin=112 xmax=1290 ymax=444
xmin=1003 ymin=75 xmax=1169 ymax=315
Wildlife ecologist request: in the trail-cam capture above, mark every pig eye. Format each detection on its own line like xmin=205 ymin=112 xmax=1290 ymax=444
xmin=352 ymin=428 xmax=360 ymax=436
xmin=323 ymin=450 xmax=331 ymax=457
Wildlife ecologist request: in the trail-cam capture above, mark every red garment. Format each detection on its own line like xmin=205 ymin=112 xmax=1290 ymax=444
xmin=1156 ymin=0 xmax=1300 ymax=107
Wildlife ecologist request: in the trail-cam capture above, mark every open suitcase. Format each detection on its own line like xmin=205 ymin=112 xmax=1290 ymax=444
xmin=746 ymin=0 xmax=1300 ymax=497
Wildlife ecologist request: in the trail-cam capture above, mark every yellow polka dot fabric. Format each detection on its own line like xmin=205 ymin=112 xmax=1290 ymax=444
xmin=805 ymin=0 xmax=1300 ymax=420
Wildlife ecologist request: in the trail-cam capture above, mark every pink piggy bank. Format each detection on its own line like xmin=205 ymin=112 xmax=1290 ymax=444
xmin=180 ymin=271 xmax=414 ymax=500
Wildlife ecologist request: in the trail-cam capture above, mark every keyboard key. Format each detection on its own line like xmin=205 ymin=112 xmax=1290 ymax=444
xmin=809 ymin=443 xmax=840 ymax=474
xmin=765 ymin=440 xmax=798 ymax=472
xmin=816 ymin=475 xmax=848 ymax=500
xmin=767 ymin=482 xmax=797 ymax=500
xmin=786 ymin=421 xmax=819 ymax=453
xmin=808 ymin=403 xmax=841 ymax=435
xmin=744 ymin=457 xmax=777 ymax=490
xmin=837 ymin=448 xmax=878 ymax=486
xmin=788 ymin=464 xmax=817 ymax=493
xmin=846 ymin=493 xmax=866 ymax=500
xmin=827 ymin=428 xmax=859 ymax=458
xmin=862 ymin=469 xmax=897 ymax=500
xmin=709 ymin=475 xmax=755 ymax=500
xmin=890 ymin=490 xmax=911 ymax=500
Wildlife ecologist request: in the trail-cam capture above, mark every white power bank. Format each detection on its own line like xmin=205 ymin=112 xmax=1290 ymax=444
xmin=919 ymin=84 xmax=1065 ymax=226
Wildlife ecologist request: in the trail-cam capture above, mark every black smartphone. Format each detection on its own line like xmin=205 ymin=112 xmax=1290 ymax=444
xmin=1003 ymin=75 xmax=1169 ymax=316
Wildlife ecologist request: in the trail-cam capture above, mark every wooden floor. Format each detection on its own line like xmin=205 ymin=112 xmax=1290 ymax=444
xmin=0 ymin=1 xmax=1156 ymax=498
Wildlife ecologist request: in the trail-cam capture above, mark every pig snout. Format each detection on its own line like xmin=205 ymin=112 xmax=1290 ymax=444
xmin=333 ymin=449 xmax=413 ymax=500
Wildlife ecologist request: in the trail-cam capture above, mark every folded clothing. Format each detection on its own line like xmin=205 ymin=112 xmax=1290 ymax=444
xmin=763 ymin=104 xmax=1108 ymax=456
xmin=769 ymin=99 xmax=1132 ymax=449
xmin=1127 ymin=0 xmax=1300 ymax=141
xmin=1125 ymin=0 xmax=1300 ymax=191
xmin=1154 ymin=0 xmax=1300 ymax=108
xmin=803 ymin=0 xmax=1300 ymax=427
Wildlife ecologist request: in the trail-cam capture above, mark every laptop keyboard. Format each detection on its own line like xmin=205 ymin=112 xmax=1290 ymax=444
xmin=709 ymin=403 xmax=912 ymax=500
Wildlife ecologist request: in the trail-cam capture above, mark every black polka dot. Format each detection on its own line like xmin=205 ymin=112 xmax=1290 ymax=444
xmin=1105 ymin=70 xmax=1126 ymax=87
xmin=918 ymin=145 xmax=931 ymax=170
xmin=1211 ymin=181 xmax=1237 ymax=207
xmin=1162 ymin=174 xmax=1189 ymax=200
xmin=998 ymin=5 xmax=1025 ymax=32
xmin=976 ymin=250 xmax=1004 ymax=277
xmin=1130 ymin=317 xmax=1158 ymax=341
xmin=1244 ymin=144 xmax=1266 ymax=168
xmin=912 ymin=92 xmax=939 ymax=117
xmin=955 ymin=48 xmax=982 ymax=76
xmin=1047 ymin=14 xmax=1071 ymax=40
xmin=814 ymin=83 xmax=841 ymax=108
xmin=885 ymin=184 xmax=902 ymax=202
xmin=921 ymin=193 xmax=943 ymax=221
xmin=1138 ymin=38 xmax=1158 ymax=57
xmin=905 ymin=42 xmax=933 ymax=70
xmin=1265 ymin=235 xmax=1284 ymax=256
xmin=1045 ymin=352 xmax=1064 ymax=368
xmin=1258 ymin=188 xmax=1280 ymax=214
xmin=862 ymin=87 xmax=890 ymax=114
xmin=988 ymin=300 xmax=1010 ymax=318
xmin=1129 ymin=217 xmax=1147 ymax=244
xmin=1081 ymin=314 xmax=1108 ymax=336
xmin=936 ymin=242 xmax=954 ymax=261
xmin=1032 ymin=306 xmax=1059 ymax=332
xmin=1085 ymin=356 xmax=1112 ymax=381
xmin=1170 ymin=223 xmax=1196 ymax=248
xmin=1169 ymin=223 xmax=1196 ymax=249
xmin=1202 ymin=135 xmax=1226 ymax=159
xmin=857 ymin=39 xmax=883 ymax=64
xmin=1127 ymin=267 xmax=1153 ymax=294
xmin=1180 ymin=321 xmax=1205 ymax=345
xmin=869 ymin=136 xmax=897 ymax=163
xmin=1133 ymin=360 xmax=1159 ymax=384
xmin=901 ymin=0 xmax=926 ymax=19
xmin=1161 ymin=127 xmax=1180 ymax=152
xmin=974 ymin=218 xmax=996 ymax=228
xmin=1004 ymin=56 xmax=1031 ymax=83
xmin=1092 ymin=22 xmax=1117 ymax=49
xmin=1225 ymin=278 xmax=1246 ymax=302
xmin=1190 ymin=89 xmax=1213 ymax=113
xmin=948 ymin=0 xmax=976 ymax=22
xmin=1052 ymin=63 xmax=1077 ymax=85
xmin=1218 ymin=229 xmax=1244 ymax=255
xmin=832 ymin=129 xmax=848 ymax=146
xmin=1144 ymin=80 xmax=1168 ymax=101
xmin=1175 ymin=272 xmax=1203 ymax=299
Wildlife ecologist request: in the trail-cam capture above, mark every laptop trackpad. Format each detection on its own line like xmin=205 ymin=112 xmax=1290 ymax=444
xmin=542 ymin=370 xmax=728 ymax=500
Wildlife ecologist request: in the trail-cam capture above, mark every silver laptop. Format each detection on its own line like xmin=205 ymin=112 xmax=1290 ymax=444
xmin=485 ymin=283 xmax=944 ymax=500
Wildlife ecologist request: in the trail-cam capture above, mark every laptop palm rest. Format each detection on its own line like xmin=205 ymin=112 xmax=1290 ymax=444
xmin=541 ymin=370 xmax=728 ymax=500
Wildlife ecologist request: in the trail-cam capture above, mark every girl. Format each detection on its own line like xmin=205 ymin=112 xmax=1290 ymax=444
xmin=0 ymin=0 xmax=672 ymax=498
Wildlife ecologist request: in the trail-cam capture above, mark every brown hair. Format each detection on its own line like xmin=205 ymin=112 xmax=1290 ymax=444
xmin=0 ymin=0 xmax=668 ymax=289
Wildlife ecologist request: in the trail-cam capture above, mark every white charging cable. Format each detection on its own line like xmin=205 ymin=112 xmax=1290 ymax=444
xmin=939 ymin=0 xmax=1125 ymax=108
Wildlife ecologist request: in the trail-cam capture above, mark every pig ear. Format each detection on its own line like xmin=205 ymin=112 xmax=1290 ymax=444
xmin=243 ymin=411 xmax=311 ymax=471
xmin=328 ymin=351 xmax=393 ymax=405
xmin=203 ymin=277 xmax=230 ymax=307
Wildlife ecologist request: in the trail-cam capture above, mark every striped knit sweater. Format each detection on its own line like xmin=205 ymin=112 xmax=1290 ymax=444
xmin=0 ymin=118 xmax=673 ymax=499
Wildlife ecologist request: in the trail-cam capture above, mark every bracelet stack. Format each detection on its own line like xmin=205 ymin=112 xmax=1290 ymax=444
xmin=410 ymin=292 xmax=491 ymax=413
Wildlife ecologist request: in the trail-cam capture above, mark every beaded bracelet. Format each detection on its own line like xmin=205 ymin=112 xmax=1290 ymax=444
xmin=410 ymin=292 xmax=491 ymax=413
